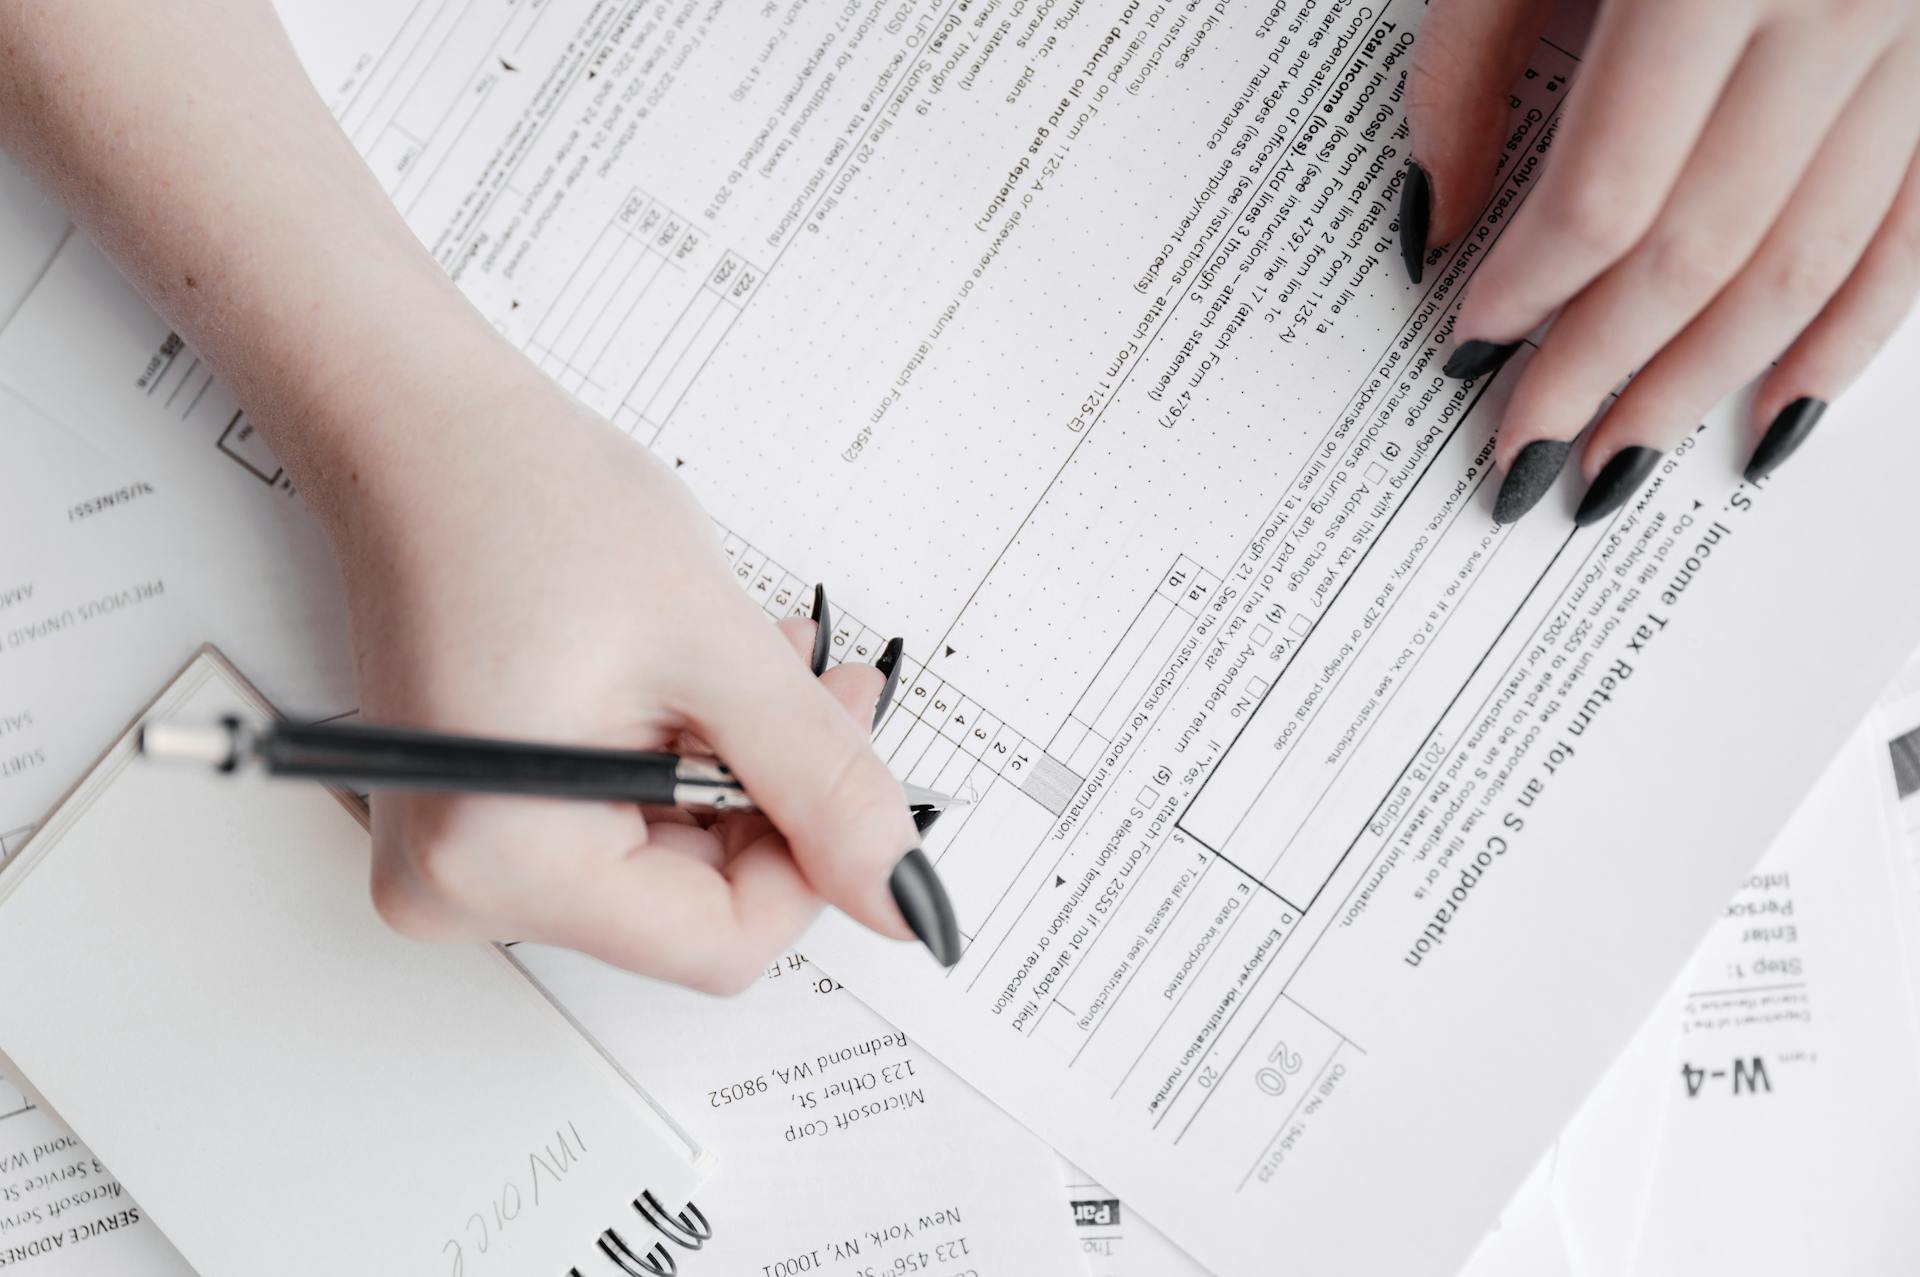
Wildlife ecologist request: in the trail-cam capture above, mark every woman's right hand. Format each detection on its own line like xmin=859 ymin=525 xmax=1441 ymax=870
xmin=312 ymin=354 xmax=956 ymax=992
xmin=0 ymin=0 xmax=957 ymax=992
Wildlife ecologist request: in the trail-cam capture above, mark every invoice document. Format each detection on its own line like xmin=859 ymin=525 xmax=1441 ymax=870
xmin=0 ymin=156 xmax=63 ymax=326
xmin=2 ymin=0 xmax=1919 ymax=1273
xmin=516 ymin=946 xmax=1083 ymax=1277
xmin=0 ymin=1065 xmax=191 ymax=1275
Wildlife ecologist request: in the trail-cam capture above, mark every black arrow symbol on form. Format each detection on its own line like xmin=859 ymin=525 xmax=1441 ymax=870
xmin=945 ymin=645 xmax=956 ymax=658
xmin=1055 ymin=875 xmax=1066 ymax=887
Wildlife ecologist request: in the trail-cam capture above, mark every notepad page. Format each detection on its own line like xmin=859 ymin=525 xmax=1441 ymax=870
xmin=0 ymin=652 xmax=710 ymax=1277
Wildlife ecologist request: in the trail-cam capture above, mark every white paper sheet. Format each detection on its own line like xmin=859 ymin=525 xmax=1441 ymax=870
xmin=1619 ymin=728 xmax=1920 ymax=1274
xmin=1058 ymin=1158 xmax=1207 ymax=1277
xmin=514 ymin=946 xmax=1084 ymax=1277
xmin=0 ymin=156 xmax=64 ymax=329
xmin=0 ymin=1076 xmax=192 ymax=1276
xmin=0 ymin=653 xmax=715 ymax=1277
xmin=1518 ymin=723 xmax=1920 ymax=1277
xmin=1457 ymin=1159 xmax=1572 ymax=1277
xmin=1544 ymin=995 xmax=1673 ymax=1277
xmin=1080 ymin=716 xmax=1920 ymax=1277
xmin=0 ymin=396 xmax=352 ymax=848
xmin=3 ymin=0 xmax=1920 ymax=1273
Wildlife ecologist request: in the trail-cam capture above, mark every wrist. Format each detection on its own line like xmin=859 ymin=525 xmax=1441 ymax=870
xmin=257 ymin=283 xmax=551 ymax=540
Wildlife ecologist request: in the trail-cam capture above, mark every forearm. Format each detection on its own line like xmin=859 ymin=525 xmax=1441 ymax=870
xmin=0 ymin=0 xmax=520 ymax=529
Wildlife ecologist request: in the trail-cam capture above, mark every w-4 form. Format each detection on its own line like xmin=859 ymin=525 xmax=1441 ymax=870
xmin=4 ymin=0 xmax=1920 ymax=1273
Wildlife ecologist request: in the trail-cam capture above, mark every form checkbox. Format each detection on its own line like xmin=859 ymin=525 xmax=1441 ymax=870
xmin=1251 ymin=625 xmax=1273 ymax=645
xmin=1137 ymin=786 xmax=1160 ymax=807
xmin=1248 ymin=676 xmax=1269 ymax=697
xmin=1364 ymin=462 xmax=1387 ymax=484
xmin=1288 ymin=614 xmax=1312 ymax=637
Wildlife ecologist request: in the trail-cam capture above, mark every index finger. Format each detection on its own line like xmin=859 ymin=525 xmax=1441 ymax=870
xmin=685 ymin=612 xmax=961 ymax=967
xmin=1450 ymin=0 xmax=1757 ymax=346
xmin=1404 ymin=0 xmax=1554 ymax=279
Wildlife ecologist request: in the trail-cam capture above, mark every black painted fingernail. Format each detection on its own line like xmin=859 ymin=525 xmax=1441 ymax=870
xmin=1494 ymin=440 xmax=1571 ymax=524
xmin=872 ymin=637 xmax=904 ymax=731
xmin=809 ymin=583 xmax=831 ymax=676
xmin=911 ymin=805 xmax=943 ymax=835
xmin=1399 ymin=159 xmax=1431 ymax=285
xmin=1744 ymin=398 xmax=1826 ymax=482
xmin=1443 ymin=339 xmax=1521 ymax=381
xmin=1574 ymin=446 xmax=1661 ymax=527
xmin=890 ymin=848 xmax=961 ymax=967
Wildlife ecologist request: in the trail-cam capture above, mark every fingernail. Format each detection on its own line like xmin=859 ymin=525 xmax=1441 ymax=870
xmin=1494 ymin=440 xmax=1571 ymax=524
xmin=1744 ymin=398 xmax=1825 ymax=482
xmin=809 ymin=583 xmax=831 ymax=676
xmin=1574 ymin=446 xmax=1661 ymax=527
xmin=872 ymin=637 xmax=904 ymax=731
xmin=1443 ymin=340 xmax=1521 ymax=381
xmin=911 ymin=805 xmax=942 ymax=835
xmin=1399 ymin=159 xmax=1431 ymax=285
xmin=890 ymin=848 xmax=961 ymax=967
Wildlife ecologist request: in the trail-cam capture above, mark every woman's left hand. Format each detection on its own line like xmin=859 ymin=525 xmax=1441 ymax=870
xmin=1402 ymin=0 xmax=1920 ymax=525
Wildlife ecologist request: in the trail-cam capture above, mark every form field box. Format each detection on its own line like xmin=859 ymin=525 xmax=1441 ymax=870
xmin=1019 ymin=753 xmax=1084 ymax=818
xmin=1074 ymin=593 xmax=1177 ymax=731
xmin=931 ymin=748 xmax=980 ymax=801
xmin=1049 ymin=717 xmax=1090 ymax=762
xmin=935 ymin=785 xmax=1055 ymax=947
xmin=907 ymin=733 xmax=963 ymax=790
xmin=1067 ymin=729 xmax=1109 ymax=777
xmin=364 ymin=127 xmax=422 ymax=193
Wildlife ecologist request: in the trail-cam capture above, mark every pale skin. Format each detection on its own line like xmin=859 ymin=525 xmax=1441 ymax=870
xmin=0 ymin=0 xmax=925 ymax=993
xmin=2 ymin=0 xmax=1914 ymax=989
xmin=1408 ymin=0 xmax=1920 ymax=484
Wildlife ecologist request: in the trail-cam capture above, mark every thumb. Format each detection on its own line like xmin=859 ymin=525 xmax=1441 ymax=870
xmin=1402 ymin=0 xmax=1554 ymax=282
xmin=690 ymin=625 xmax=962 ymax=967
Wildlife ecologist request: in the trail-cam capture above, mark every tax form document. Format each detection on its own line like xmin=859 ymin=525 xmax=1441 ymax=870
xmin=1612 ymin=728 xmax=1920 ymax=1275
xmin=1516 ymin=724 xmax=1920 ymax=1277
xmin=1 ymin=1 xmax=1920 ymax=1274
xmin=513 ymin=947 xmax=1083 ymax=1277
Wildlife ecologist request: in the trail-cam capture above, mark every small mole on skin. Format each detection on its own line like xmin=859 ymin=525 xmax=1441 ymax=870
xmin=184 ymin=274 xmax=198 ymax=289
xmin=350 ymin=471 xmax=360 ymax=484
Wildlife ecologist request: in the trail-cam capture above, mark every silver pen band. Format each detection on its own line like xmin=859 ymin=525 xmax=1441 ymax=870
xmin=671 ymin=758 xmax=751 ymax=810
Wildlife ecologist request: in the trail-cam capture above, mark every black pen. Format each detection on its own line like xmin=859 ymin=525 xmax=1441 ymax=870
xmin=136 ymin=717 xmax=969 ymax=814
